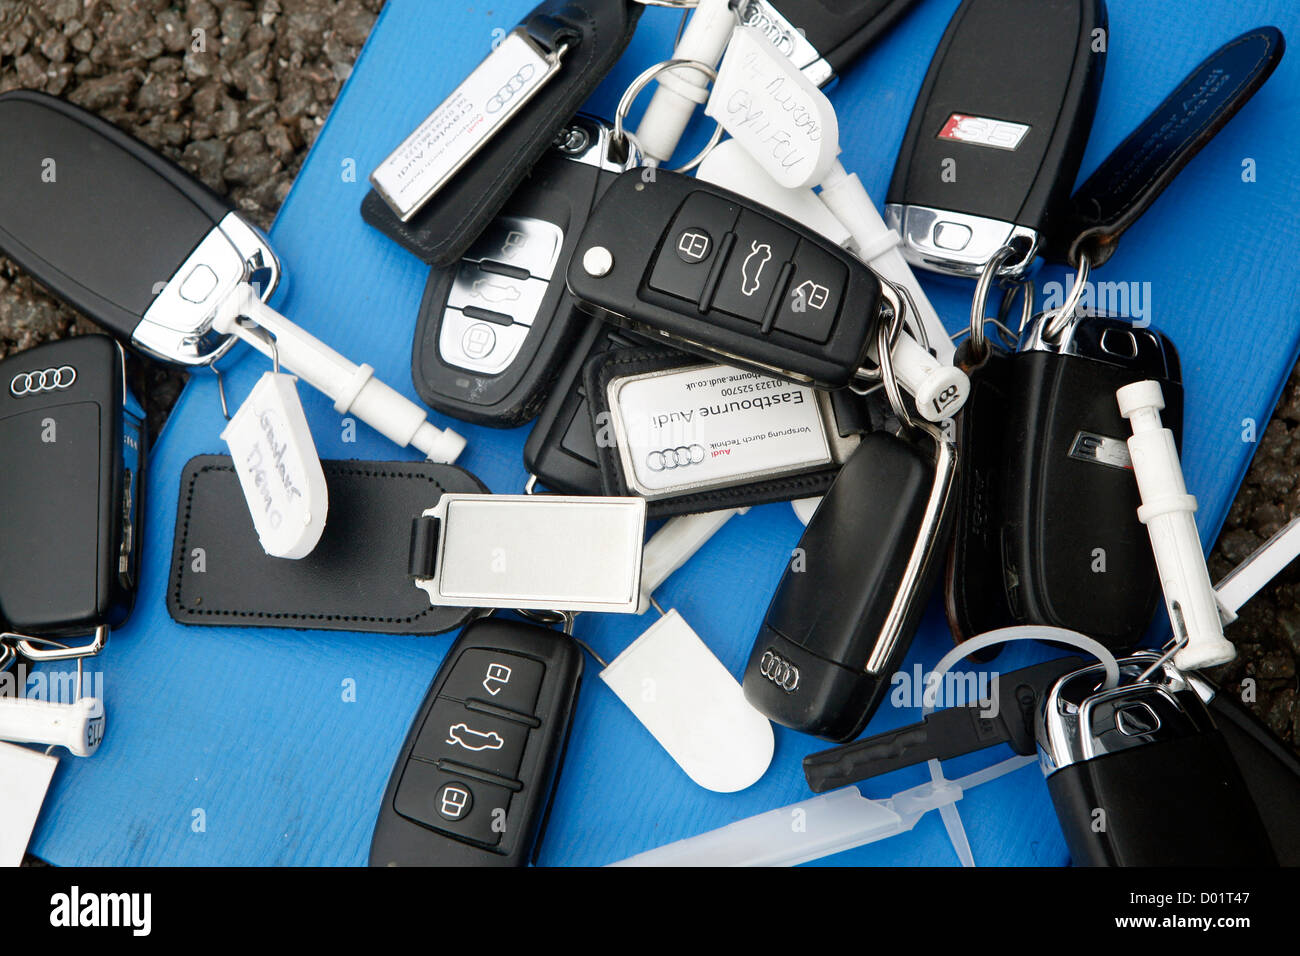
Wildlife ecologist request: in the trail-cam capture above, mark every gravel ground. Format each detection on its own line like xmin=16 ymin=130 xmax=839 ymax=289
xmin=0 ymin=0 xmax=1295 ymax=855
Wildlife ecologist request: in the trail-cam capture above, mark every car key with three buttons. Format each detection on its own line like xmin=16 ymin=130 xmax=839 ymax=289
xmin=370 ymin=618 xmax=582 ymax=866
xmin=413 ymin=116 xmax=641 ymax=427
xmin=566 ymin=170 xmax=970 ymax=422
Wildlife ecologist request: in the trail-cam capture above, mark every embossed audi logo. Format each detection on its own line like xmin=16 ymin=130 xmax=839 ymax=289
xmin=646 ymin=444 xmax=706 ymax=472
xmin=10 ymin=366 xmax=76 ymax=397
xmin=486 ymin=65 xmax=536 ymax=114
xmin=760 ymin=650 xmax=799 ymax=692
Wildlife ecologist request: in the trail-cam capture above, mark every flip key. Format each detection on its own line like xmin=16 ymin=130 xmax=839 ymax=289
xmin=568 ymin=170 xmax=966 ymax=421
xmin=369 ymin=618 xmax=583 ymax=866
xmin=412 ymin=116 xmax=639 ymax=427
xmin=885 ymin=0 xmax=1106 ymax=278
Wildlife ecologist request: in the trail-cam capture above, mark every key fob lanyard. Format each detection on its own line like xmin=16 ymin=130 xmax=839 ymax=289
xmin=362 ymin=0 xmax=645 ymax=267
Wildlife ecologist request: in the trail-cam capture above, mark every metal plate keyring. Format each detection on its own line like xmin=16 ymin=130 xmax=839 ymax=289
xmin=614 ymin=58 xmax=724 ymax=174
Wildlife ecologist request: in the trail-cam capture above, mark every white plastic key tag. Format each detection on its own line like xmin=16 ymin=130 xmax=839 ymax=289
xmin=0 ymin=740 xmax=57 ymax=867
xmin=220 ymin=370 xmax=328 ymax=559
xmin=706 ymin=25 xmax=839 ymax=190
xmin=0 ymin=696 xmax=104 ymax=757
xmin=601 ymin=608 xmax=773 ymax=793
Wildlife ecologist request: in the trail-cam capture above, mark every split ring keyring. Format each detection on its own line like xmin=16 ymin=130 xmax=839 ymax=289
xmin=613 ymin=58 xmax=724 ymax=174
xmin=969 ymin=244 xmax=1032 ymax=362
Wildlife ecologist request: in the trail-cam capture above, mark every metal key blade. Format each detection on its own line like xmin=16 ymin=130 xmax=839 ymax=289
xmin=803 ymin=656 xmax=1083 ymax=791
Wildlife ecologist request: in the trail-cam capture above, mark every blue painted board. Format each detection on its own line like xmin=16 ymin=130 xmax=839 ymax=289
xmin=28 ymin=0 xmax=1300 ymax=866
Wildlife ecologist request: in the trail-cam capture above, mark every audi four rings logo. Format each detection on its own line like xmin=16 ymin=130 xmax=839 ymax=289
xmin=10 ymin=366 xmax=76 ymax=397
xmin=646 ymin=444 xmax=706 ymax=472
xmin=759 ymin=650 xmax=799 ymax=692
xmin=486 ymin=64 xmax=535 ymax=114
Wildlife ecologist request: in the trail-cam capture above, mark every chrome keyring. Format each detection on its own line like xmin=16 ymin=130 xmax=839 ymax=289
xmin=969 ymin=245 xmax=1033 ymax=362
xmin=613 ymin=58 xmax=724 ymax=173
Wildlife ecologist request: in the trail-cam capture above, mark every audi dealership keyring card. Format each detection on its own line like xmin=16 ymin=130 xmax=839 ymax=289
xmin=409 ymin=494 xmax=646 ymax=614
xmin=584 ymin=348 xmax=865 ymax=517
xmin=362 ymin=0 xmax=644 ymax=267
xmin=169 ymin=456 xmax=486 ymax=635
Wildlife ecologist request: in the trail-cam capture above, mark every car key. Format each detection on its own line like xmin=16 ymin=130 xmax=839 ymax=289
xmin=885 ymin=0 xmax=1106 ymax=278
xmin=568 ymin=170 xmax=967 ymax=420
xmin=741 ymin=420 xmax=958 ymax=742
xmin=947 ymin=310 xmax=1182 ymax=654
xmin=412 ymin=116 xmax=639 ymax=427
xmin=0 ymin=90 xmax=465 ymax=464
xmin=369 ymin=618 xmax=583 ymax=866
xmin=802 ymin=656 xmax=1084 ymax=792
xmin=1038 ymin=652 xmax=1275 ymax=866
xmin=0 ymin=335 xmax=144 ymax=654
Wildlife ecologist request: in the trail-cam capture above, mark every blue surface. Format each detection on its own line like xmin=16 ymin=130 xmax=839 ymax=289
xmin=27 ymin=0 xmax=1300 ymax=866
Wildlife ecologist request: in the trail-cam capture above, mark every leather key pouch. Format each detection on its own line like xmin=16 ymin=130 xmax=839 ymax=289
xmin=1051 ymin=26 xmax=1285 ymax=266
xmin=584 ymin=347 xmax=878 ymax=518
xmin=361 ymin=0 xmax=642 ymax=267
xmin=169 ymin=456 xmax=487 ymax=634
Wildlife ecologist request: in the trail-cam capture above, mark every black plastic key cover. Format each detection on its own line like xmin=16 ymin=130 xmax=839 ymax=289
xmin=0 ymin=335 xmax=145 ymax=637
xmin=742 ymin=432 xmax=943 ymax=742
xmin=0 ymin=91 xmax=231 ymax=341
xmin=887 ymin=0 xmax=1105 ymax=263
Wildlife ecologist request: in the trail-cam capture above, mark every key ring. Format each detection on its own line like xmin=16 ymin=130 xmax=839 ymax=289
xmin=969 ymin=245 xmax=1033 ymax=361
xmin=1041 ymin=252 xmax=1091 ymax=343
xmin=875 ymin=282 xmax=916 ymax=432
xmin=613 ymin=58 xmax=725 ymax=173
xmin=8 ymin=625 xmax=109 ymax=662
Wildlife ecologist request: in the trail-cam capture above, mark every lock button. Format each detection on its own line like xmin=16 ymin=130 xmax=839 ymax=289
xmin=394 ymin=761 xmax=512 ymax=846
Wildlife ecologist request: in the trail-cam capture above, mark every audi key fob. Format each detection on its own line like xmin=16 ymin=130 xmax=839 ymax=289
xmin=0 ymin=90 xmax=279 ymax=366
xmin=0 ymin=335 xmax=146 ymax=642
xmin=412 ymin=116 xmax=640 ymax=427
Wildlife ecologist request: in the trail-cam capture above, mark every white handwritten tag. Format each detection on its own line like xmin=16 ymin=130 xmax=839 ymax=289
xmin=221 ymin=372 xmax=328 ymax=559
xmin=706 ymin=25 xmax=840 ymax=190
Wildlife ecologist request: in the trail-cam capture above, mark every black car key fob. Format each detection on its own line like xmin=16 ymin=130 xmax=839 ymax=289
xmin=0 ymin=335 xmax=145 ymax=642
xmin=0 ymin=90 xmax=279 ymax=367
xmin=1038 ymin=653 xmax=1275 ymax=866
xmin=369 ymin=618 xmax=583 ymax=866
xmin=412 ymin=116 xmax=639 ymax=427
xmin=522 ymin=321 xmax=653 ymax=494
xmin=567 ymin=170 xmax=895 ymax=391
xmin=947 ymin=311 xmax=1181 ymax=653
xmin=742 ymin=424 xmax=957 ymax=742
xmin=885 ymin=0 xmax=1106 ymax=278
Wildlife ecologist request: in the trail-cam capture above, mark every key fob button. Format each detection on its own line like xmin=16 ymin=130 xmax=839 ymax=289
xmin=439 ymin=311 xmax=532 ymax=375
xmin=648 ymin=191 xmax=739 ymax=303
xmin=179 ymin=264 xmax=220 ymax=304
xmin=393 ymin=762 xmax=511 ymax=846
xmin=440 ymin=649 xmax=545 ymax=715
xmin=415 ymin=700 xmax=529 ymax=780
xmin=932 ymin=221 xmax=973 ymax=251
xmin=773 ymin=241 xmax=847 ymax=343
xmin=712 ymin=211 xmax=799 ymax=322
xmin=465 ymin=216 xmax=564 ymax=280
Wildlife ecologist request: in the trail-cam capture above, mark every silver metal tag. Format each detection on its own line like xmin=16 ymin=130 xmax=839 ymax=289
xmin=370 ymin=29 xmax=565 ymax=221
xmin=414 ymin=495 xmax=646 ymax=613
xmin=604 ymin=364 xmax=857 ymax=500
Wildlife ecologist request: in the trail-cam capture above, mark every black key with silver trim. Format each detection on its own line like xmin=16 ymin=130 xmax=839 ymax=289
xmin=885 ymin=0 xmax=1106 ymax=278
xmin=413 ymin=116 xmax=641 ymax=427
xmin=946 ymin=310 xmax=1181 ymax=653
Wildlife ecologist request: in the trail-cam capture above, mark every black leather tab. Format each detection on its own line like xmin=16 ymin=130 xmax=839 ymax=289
xmin=407 ymin=515 xmax=441 ymax=580
xmin=1057 ymin=26 xmax=1285 ymax=267
xmin=584 ymin=347 xmax=873 ymax=519
xmin=361 ymin=0 xmax=642 ymax=267
xmin=169 ymin=456 xmax=487 ymax=635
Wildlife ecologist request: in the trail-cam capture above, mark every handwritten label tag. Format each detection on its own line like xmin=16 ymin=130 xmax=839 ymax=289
xmin=221 ymin=372 xmax=328 ymax=559
xmin=706 ymin=25 xmax=839 ymax=190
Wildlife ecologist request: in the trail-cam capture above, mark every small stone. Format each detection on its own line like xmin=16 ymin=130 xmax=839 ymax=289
xmin=66 ymin=71 xmax=139 ymax=110
xmin=180 ymin=138 xmax=228 ymax=192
